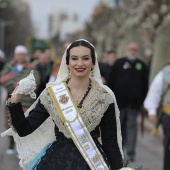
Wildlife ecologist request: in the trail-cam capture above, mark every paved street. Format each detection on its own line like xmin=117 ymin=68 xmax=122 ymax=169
xmin=128 ymin=128 xmax=163 ymax=170
xmin=0 ymin=88 xmax=163 ymax=170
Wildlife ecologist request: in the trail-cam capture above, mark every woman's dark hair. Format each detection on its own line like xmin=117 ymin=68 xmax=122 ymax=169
xmin=66 ymin=40 xmax=95 ymax=65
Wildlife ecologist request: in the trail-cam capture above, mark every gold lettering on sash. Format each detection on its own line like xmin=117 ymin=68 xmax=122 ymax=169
xmin=62 ymin=106 xmax=73 ymax=111
xmin=96 ymin=162 xmax=102 ymax=168
xmin=84 ymin=144 xmax=90 ymax=151
xmin=58 ymin=89 xmax=66 ymax=93
xmin=65 ymin=109 xmax=73 ymax=114
xmin=56 ymin=87 xmax=63 ymax=91
xmin=79 ymin=135 xmax=88 ymax=144
xmin=91 ymin=154 xmax=100 ymax=164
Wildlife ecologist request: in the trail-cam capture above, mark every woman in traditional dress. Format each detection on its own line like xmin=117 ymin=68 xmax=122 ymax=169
xmin=2 ymin=39 xmax=123 ymax=170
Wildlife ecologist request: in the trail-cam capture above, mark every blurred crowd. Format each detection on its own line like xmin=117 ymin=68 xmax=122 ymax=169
xmin=0 ymin=41 xmax=169 ymax=170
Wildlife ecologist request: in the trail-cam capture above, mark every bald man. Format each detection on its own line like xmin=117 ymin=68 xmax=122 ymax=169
xmin=108 ymin=42 xmax=148 ymax=161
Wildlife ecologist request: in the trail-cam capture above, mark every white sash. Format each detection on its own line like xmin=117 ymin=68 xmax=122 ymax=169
xmin=48 ymin=82 xmax=109 ymax=170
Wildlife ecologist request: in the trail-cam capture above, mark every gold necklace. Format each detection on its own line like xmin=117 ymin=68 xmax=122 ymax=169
xmin=70 ymin=88 xmax=87 ymax=105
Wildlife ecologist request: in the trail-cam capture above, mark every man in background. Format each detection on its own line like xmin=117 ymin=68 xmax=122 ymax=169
xmin=144 ymin=65 xmax=170 ymax=170
xmin=36 ymin=52 xmax=52 ymax=96
xmin=108 ymin=42 xmax=148 ymax=161
xmin=100 ymin=50 xmax=116 ymax=85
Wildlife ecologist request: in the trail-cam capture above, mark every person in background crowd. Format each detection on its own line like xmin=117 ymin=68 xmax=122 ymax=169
xmin=36 ymin=53 xmax=52 ymax=96
xmin=99 ymin=51 xmax=108 ymax=84
xmin=30 ymin=49 xmax=43 ymax=65
xmin=99 ymin=51 xmax=108 ymax=64
xmin=44 ymin=48 xmax=54 ymax=67
xmin=144 ymin=50 xmax=152 ymax=75
xmin=49 ymin=41 xmax=71 ymax=82
xmin=0 ymin=45 xmax=40 ymax=155
xmin=108 ymin=42 xmax=148 ymax=162
xmin=144 ymin=65 xmax=170 ymax=170
xmin=99 ymin=50 xmax=116 ymax=84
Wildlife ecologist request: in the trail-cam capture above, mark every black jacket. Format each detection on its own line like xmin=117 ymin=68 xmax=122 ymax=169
xmin=108 ymin=57 xmax=148 ymax=110
xmin=36 ymin=63 xmax=52 ymax=96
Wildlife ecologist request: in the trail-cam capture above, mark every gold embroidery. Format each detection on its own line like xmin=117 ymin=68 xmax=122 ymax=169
xmin=48 ymin=87 xmax=65 ymax=123
xmin=68 ymin=123 xmax=96 ymax=169
xmin=84 ymin=144 xmax=90 ymax=151
xmin=91 ymin=154 xmax=100 ymax=164
xmin=96 ymin=162 xmax=102 ymax=168
xmin=79 ymin=135 xmax=88 ymax=144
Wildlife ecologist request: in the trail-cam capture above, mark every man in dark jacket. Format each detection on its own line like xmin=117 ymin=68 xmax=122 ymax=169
xmin=99 ymin=50 xmax=117 ymax=85
xmin=36 ymin=53 xmax=52 ymax=96
xmin=108 ymin=42 xmax=148 ymax=161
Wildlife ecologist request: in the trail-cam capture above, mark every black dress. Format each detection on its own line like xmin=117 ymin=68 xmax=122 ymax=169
xmin=7 ymin=100 xmax=123 ymax=170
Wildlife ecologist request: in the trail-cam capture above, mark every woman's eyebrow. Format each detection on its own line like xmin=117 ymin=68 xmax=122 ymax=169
xmin=83 ymin=55 xmax=90 ymax=57
xmin=70 ymin=55 xmax=90 ymax=57
xmin=70 ymin=55 xmax=77 ymax=57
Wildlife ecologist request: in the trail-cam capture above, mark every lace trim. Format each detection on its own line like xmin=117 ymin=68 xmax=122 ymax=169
xmin=80 ymin=80 xmax=113 ymax=132
xmin=40 ymin=89 xmax=70 ymax=138
xmin=40 ymin=80 xmax=113 ymax=138
xmin=11 ymin=70 xmax=37 ymax=99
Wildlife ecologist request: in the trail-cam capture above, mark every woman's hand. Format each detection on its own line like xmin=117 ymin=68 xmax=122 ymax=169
xmin=11 ymin=83 xmax=24 ymax=103
xmin=148 ymin=115 xmax=157 ymax=124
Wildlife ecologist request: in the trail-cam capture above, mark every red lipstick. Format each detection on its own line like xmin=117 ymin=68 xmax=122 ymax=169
xmin=75 ymin=68 xmax=86 ymax=72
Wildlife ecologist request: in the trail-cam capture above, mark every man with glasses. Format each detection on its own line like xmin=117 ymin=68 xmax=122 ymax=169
xmin=108 ymin=42 xmax=148 ymax=162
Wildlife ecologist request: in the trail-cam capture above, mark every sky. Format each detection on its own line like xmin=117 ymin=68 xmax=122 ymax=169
xmin=28 ymin=0 xmax=101 ymax=38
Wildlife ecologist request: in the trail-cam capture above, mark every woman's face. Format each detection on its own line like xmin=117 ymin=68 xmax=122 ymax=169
xmin=68 ymin=46 xmax=94 ymax=79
